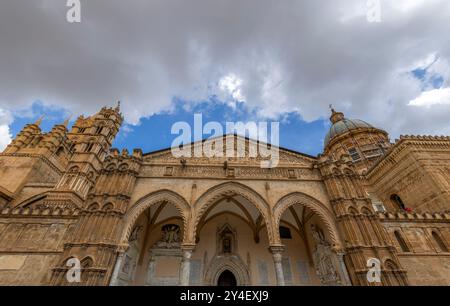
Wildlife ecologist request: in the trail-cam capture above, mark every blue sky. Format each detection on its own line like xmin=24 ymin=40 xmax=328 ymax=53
xmin=10 ymin=99 xmax=330 ymax=157
xmin=7 ymin=62 xmax=445 ymax=157
xmin=9 ymin=59 xmax=445 ymax=158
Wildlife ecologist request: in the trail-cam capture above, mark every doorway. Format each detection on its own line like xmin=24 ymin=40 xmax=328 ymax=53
xmin=217 ymin=270 xmax=237 ymax=286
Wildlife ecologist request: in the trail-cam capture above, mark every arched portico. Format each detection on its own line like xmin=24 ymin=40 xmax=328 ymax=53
xmin=192 ymin=182 xmax=274 ymax=244
xmin=273 ymin=192 xmax=351 ymax=285
xmin=273 ymin=192 xmax=342 ymax=248
xmin=111 ymin=190 xmax=192 ymax=286
xmin=120 ymin=189 xmax=191 ymax=244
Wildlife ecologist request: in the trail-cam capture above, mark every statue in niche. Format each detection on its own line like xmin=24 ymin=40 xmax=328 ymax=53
xmin=222 ymin=237 xmax=231 ymax=253
xmin=310 ymin=224 xmax=340 ymax=285
xmin=217 ymin=224 xmax=236 ymax=255
xmin=155 ymin=224 xmax=181 ymax=249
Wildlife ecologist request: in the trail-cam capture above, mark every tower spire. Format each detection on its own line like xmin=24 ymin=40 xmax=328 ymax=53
xmin=63 ymin=115 xmax=72 ymax=127
xmin=115 ymin=100 xmax=121 ymax=112
xmin=35 ymin=115 xmax=45 ymax=127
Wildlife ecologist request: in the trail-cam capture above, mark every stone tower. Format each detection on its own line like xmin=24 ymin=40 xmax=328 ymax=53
xmin=323 ymin=108 xmax=390 ymax=174
xmin=42 ymin=102 xmax=123 ymax=209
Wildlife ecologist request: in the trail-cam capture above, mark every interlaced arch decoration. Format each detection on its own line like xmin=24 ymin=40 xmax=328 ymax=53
xmin=120 ymin=190 xmax=191 ymax=244
xmin=192 ymin=181 xmax=274 ymax=244
xmin=273 ymin=192 xmax=342 ymax=248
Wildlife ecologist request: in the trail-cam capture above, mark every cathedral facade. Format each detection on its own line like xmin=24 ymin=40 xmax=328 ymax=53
xmin=0 ymin=104 xmax=449 ymax=286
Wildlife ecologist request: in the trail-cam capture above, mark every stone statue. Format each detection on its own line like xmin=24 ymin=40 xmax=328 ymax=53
xmin=310 ymin=224 xmax=340 ymax=285
xmin=155 ymin=224 xmax=181 ymax=248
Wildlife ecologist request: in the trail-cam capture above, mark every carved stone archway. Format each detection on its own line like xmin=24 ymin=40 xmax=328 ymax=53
xmin=119 ymin=189 xmax=191 ymax=245
xmin=273 ymin=192 xmax=343 ymax=248
xmin=192 ymin=181 xmax=274 ymax=244
xmin=204 ymin=255 xmax=251 ymax=286
xmin=273 ymin=192 xmax=351 ymax=285
xmin=110 ymin=190 xmax=191 ymax=286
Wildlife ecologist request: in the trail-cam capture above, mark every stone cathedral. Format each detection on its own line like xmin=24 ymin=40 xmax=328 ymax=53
xmin=0 ymin=103 xmax=449 ymax=286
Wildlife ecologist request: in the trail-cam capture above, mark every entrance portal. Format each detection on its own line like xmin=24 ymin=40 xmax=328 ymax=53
xmin=217 ymin=270 xmax=237 ymax=286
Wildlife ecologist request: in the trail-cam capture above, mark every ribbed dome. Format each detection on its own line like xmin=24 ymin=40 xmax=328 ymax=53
xmin=324 ymin=110 xmax=374 ymax=146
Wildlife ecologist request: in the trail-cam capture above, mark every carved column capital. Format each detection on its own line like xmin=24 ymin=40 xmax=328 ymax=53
xmin=179 ymin=244 xmax=196 ymax=286
xmin=269 ymin=245 xmax=285 ymax=255
xmin=181 ymin=243 xmax=196 ymax=255
xmin=116 ymin=243 xmax=129 ymax=254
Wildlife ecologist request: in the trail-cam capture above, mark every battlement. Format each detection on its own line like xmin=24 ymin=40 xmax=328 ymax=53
xmin=397 ymin=135 xmax=450 ymax=142
xmin=0 ymin=205 xmax=80 ymax=218
xmin=378 ymin=210 xmax=450 ymax=222
xmin=108 ymin=148 xmax=143 ymax=160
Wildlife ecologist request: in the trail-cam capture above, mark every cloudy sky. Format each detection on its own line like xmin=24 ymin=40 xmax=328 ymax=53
xmin=0 ymin=0 xmax=449 ymax=155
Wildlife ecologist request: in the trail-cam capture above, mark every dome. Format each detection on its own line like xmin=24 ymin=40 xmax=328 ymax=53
xmin=324 ymin=110 xmax=375 ymax=146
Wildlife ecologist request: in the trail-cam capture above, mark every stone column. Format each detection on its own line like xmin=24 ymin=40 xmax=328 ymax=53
xmin=269 ymin=245 xmax=285 ymax=286
xmin=109 ymin=244 xmax=129 ymax=286
xmin=179 ymin=244 xmax=195 ymax=286
xmin=335 ymin=250 xmax=352 ymax=286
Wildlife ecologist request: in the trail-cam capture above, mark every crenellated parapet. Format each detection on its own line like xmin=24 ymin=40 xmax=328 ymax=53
xmin=378 ymin=210 xmax=450 ymax=223
xmin=88 ymin=148 xmax=143 ymax=202
xmin=0 ymin=204 xmax=80 ymax=218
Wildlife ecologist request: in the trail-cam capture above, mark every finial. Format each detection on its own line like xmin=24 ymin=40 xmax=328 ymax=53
xmin=35 ymin=115 xmax=45 ymax=126
xmin=329 ymin=106 xmax=345 ymax=124
xmin=63 ymin=115 xmax=72 ymax=127
xmin=115 ymin=100 xmax=121 ymax=112
xmin=329 ymin=104 xmax=336 ymax=114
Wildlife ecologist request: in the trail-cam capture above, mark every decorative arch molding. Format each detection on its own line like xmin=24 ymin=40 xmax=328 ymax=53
xmin=120 ymin=190 xmax=191 ymax=244
xmin=15 ymin=194 xmax=47 ymax=208
xmin=203 ymin=255 xmax=251 ymax=286
xmin=192 ymin=181 xmax=273 ymax=244
xmin=273 ymin=192 xmax=342 ymax=248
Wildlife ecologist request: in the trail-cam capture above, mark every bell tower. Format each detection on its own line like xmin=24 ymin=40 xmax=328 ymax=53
xmin=42 ymin=102 xmax=123 ymax=209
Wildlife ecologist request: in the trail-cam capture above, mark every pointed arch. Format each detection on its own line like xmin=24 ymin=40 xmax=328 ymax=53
xmin=120 ymin=190 xmax=191 ymax=244
xmin=192 ymin=181 xmax=273 ymax=244
xmin=273 ymin=192 xmax=342 ymax=248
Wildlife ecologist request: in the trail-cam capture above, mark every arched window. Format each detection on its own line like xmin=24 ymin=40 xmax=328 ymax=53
xmin=394 ymin=231 xmax=410 ymax=252
xmin=68 ymin=142 xmax=76 ymax=152
xmin=87 ymin=203 xmax=100 ymax=211
xmin=348 ymin=147 xmax=361 ymax=161
xmin=85 ymin=142 xmax=94 ymax=152
xmin=390 ymin=194 xmax=405 ymax=210
xmin=68 ymin=166 xmax=79 ymax=173
xmin=279 ymin=226 xmax=292 ymax=239
xmin=95 ymin=126 xmax=104 ymax=135
xmin=55 ymin=147 xmax=65 ymax=157
xmin=432 ymin=231 xmax=448 ymax=252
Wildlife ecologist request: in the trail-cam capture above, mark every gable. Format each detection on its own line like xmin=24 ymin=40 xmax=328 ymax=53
xmin=143 ymin=135 xmax=316 ymax=167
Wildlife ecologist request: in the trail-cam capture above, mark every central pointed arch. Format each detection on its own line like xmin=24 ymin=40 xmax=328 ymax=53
xmin=192 ymin=181 xmax=274 ymax=244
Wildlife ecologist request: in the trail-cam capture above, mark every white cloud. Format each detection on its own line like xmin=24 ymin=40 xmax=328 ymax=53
xmin=218 ymin=73 xmax=245 ymax=103
xmin=0 ymin=109 xmax=12 ymax=151
xmin=409 ymin=87 xmax=450 ymax=107
xmin=0 ymin=0 xmax=450 ymax=139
